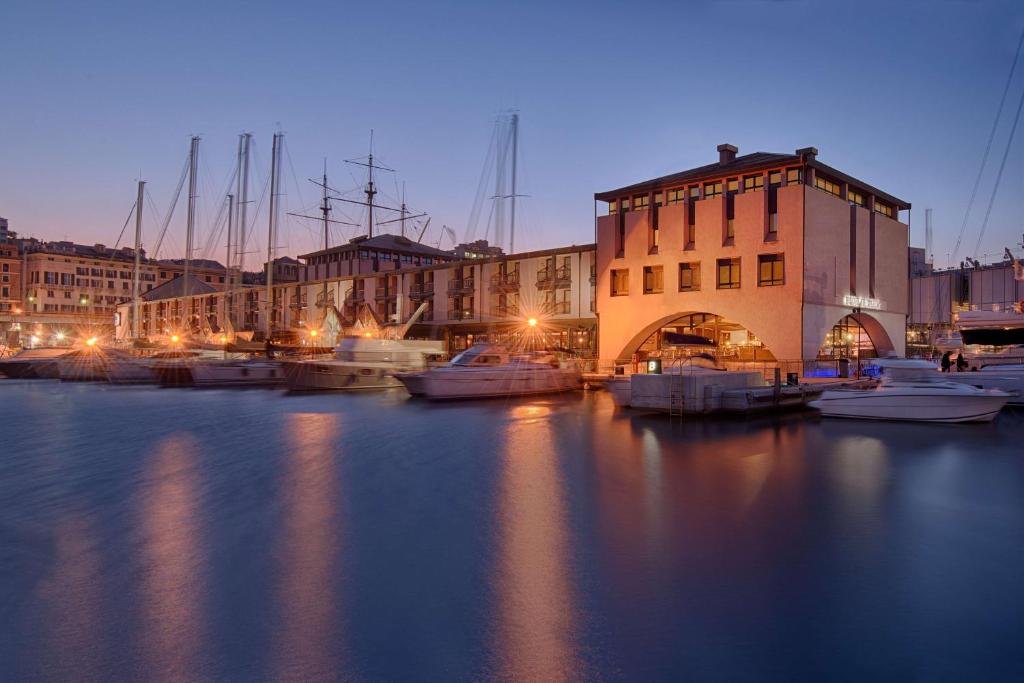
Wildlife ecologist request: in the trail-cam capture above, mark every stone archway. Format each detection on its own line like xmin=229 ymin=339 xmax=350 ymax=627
xmin=613 ymin=311 xmax=778 ymax=364
xmin=817 ymin=312 xmax=896 ymax=360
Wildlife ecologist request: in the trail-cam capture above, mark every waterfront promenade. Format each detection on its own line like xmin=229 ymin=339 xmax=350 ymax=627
xmin=1 ymin=382 xmax=1022 ymax=680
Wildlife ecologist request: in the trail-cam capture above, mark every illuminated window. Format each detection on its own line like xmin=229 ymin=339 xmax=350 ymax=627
xmin=768 ymin=213 xmax=778 ymax=234
xmin=686 ymin=222 xmax=696 ymax=247
xmin=653 ymin=192 xmax=663 ymax=207
xmin=678 ymin=262 xmax=700 ymax=291
xmin=608 ymin=201 xmax=617 ymax=214
xmin=743 ymin=174 xmax=765 ymax=191
xmin=769 ymin=171 xmax=782 ymax=186
xmin=847 ymin=189 xmax=865 ymax=206
xmin=814 ymin=175 xmax=841 ymax=197
xmin=758 ymin=253 xmax=784 ymax=286
xmin=666 ymin=188 xmax=686 ymax=204
xmin=643 ymin=266 xmax=663 ymax=294
xmin=727 ymin=178 xmax=739 ymax=193
xmin=874 ymin=201 xmax=894 ymax=218
xmin=620 ymin=199 xmax=630 ymax=212
xmin=703 ymin=181 xmax=722 ymax=198
xmin=611 ymin=269 xmax=629 ymax=296
xmin=726 ymin=219 xmax=735 ymax=239
xmin=786 ymin=168 xmax=802 ymax=185
xmin=689 ymin=185 xmax=700 ymax=199
xmin=716 ymin=258 xmax=741 ymax=289
xmin=633 ymin=195 xmax=649 ymax=211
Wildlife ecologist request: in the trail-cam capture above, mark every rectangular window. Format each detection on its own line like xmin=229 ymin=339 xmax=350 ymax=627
xmin=3 ymin=264 xmax=10 ymax=273
xmin=769 ymin=171 xmax=782 ymax=186
xmin=874 ymin=201 xmax=894 ymax=218
xmin=786 ymin=168 xmax=802 ymax=185
xmin=743 ymin=174 xmax=765 ymax=192
xmin=653 ymin=192 xmax=663 ymax=207
xmin=678 ymin=262 xmax=700 ymax=292
xmin=633 ymin=195 xmax=649 ymax=211
xmin=726 ymin=219 xmax=735 ymax=239
xmin=620 ymin=199 xmax=630 ymax=213
xmin=814 ymin=175 xmax=841 ymax=197
xmin=688 ymin=185 xmax=700 ymax=199
xmin=727 ymin=178 xmax=739 ymax=193
xmin=686 ymin=222 xmax=696 ymax=247
xmin=758 ymin=253 xmax=785 ymax=286
xmin=666 ymin=188 xmax=686 ymax=204
xmin=847 ymin=189 xmax=865 ymax=206
xmin=643 ymin=266 xmax=663 ymax=294
xmin=703 ymin=181 xmax=722 ymax=198
xmin=768 ymin=213 xmax=778 ymax=235
xmin=716 ymin=258 xmax=741 ymax=289
xmin=650 ymin=223 xmax=660 ymax=253
xmin=611 ymin=269 xmax=629 ymax=296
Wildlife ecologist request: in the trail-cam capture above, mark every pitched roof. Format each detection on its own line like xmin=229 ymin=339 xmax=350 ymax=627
xmin=156 ymin=258 xmax=225 ymax=270
xmin=299 ymin=232 xmax=454 ymax=260
xmin=141 ymin=274 xmax=217 ymax=301
xmin=596 ymin=151 xmax=799 ymax=200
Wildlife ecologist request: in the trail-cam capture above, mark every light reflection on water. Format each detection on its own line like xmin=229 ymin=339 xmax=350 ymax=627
xmin=0 ymin=382 xmax=1021 ymax=680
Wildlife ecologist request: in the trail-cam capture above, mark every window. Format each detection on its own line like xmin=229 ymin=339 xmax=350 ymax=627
xmin=716 ymin=258 xmax=740 ymax=289
xmin=769 ymin=171 xmax=783 ymax=186
xmin=666 ymin=188 xmax=686 ymax=204
xmin=678 ymin=262 xmax=700 ymax=291
xmin=64 ymin=291 xmax=71 ymax=299
xmin=686 ymin=222 xmax=696 ymax=247
xmin=688 ymin=185 xmax=700 ymax=199
xmin=768 ymin=213 xmax=778 ymax=235
xmin=758 ymin=254 xmax=785 ymax=286
xmin=608 ymin=200 xmax=617 ymax=215
xmin=650 ymin=223 xmax=660 ymax=253
xmin=874 ymin=201 xmax=894 ymax=218
xmin=814 ymin=175 xmax=841 ymax=197
xmin=726 ymin=219 xmax=735 ymax=239
xmin=643 ymin=266 xmax=663 ymax=294
xmin=727 ymin=178 xmax=739 ymax=193
xmin=2 ymin=264 xmax=9 ymax=272
xmin=633 ymin=195 xmax=649 ymax=211
xmin=703 ymin=181 xmax=722 ymax=198
xmin=1 ymin=287 xmax=7 ymax=298
xmin=786 ymin=168 xmax=802 ymax=185
xmin=611 ymin=269 xmax=629 ymax=296
xmin=847 ymin=189 xmax=865 ymax=206
xmin=743 ymin=174 xmax=765 ymax=192
xmin=620 ymin=199 xmax=630 ymax=213
xmin=653 ymin=192 xmax=663 ymax=207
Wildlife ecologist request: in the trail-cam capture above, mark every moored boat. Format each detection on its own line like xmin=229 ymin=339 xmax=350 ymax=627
xmin=809 ymin=359 xmax=1009 ymax=422
xmin=395 ymin=344 xmax=582 ymax=400
xmin=0 ymin=347 xmax=70 ymax=379
xmin=283 ymin=337 xmax=444 ymax=391
xmin=945 ymin=364 xmax=1024 ymax=406
xmin=190 ymin=359 xmax=286 ymax=388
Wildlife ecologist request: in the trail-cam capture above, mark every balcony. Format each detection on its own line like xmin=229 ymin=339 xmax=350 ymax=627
xmin=536 ymin=266 xmax=571 ymax=289
xmin=447 ymin=278 xmax=475 ymax=294
xmin=489 ymin=271 xmax=520 ymax=292
xmin=541 ymin=300 xmax=571 ymax=315
xmin=491 ymin=304 xmax=520 ymax=318
xmin=409 ymin=283 xmax=434 ymax=299
xmin=375 ymin=289 xmax=397 ymax=302
xmin=447 ymin=308 xmax=474 ymax=321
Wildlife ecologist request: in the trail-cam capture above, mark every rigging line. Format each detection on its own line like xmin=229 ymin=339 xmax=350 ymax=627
xmin=153 ymin=152 xmax=190 ymax=258
xmin=112 ymin=199 xmax=138 ymax=251
xmin=972 ymin=78 xmax=1024 ymax=259
xmin=241 ymin=170 xmax=272 ymax=259
xmin=199 ymin=162 xmax=238 ymax=260
xmin=954 ymin=26 xmax=1024 ymax=262
xmin=144 ymin=188 xmax=163 ymax=246
xmin=466 ymin=119 xmax=500 ymax=243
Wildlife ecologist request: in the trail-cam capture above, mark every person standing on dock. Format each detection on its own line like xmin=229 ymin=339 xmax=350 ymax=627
xmin=941 ymin=351 xmax=952 ymax=373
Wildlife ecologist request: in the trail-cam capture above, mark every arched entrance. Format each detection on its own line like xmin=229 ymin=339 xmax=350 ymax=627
xmin=817 ymin=313 xmax=895 ymax=360
xmin=618 ymin=312 xmax=776 ymax=363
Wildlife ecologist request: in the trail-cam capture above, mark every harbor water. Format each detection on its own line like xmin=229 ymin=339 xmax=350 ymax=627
xmin=1 ymin=381 xmax=1022 ymax=680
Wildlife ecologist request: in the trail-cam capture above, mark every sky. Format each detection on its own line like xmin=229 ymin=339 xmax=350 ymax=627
xmin=1 ymin=0 xmax=1023 ymax=268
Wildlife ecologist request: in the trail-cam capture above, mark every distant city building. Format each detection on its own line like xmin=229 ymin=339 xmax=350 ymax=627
xmin=299 ymin=234 xmax=456 ymax=282
xmin=452 ymin=240 xmax=504 ymax=259
xmin=595 ymin=143 xmax=911 ymax=366
xmin=243 ymin=256 xmax=302 ymax=285
xmin=909 ymin=246 xmax=932 ymax=277
xmin=0 ymin=217 xmax=11 ymax=243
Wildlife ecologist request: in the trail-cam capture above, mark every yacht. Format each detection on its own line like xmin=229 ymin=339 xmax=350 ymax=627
xmin=0 ymin=347 xmax=70 ymax=379
xmin=104 ymin=350 xmax=198 ymax=384
xmin=190 ymin=359 xmax=286 ymax=388
xmin=809 ymin=359 xmax=1009 ymax=422
xmin=945 ymin=364 xmax=1024 ymax=406
xmin=395 ymin=344 xmax=582 ymax=400
xmin=283 ymin=337 xmax=444 ymax=391
xmin=58 ymin=348 xmax=138 ymax=382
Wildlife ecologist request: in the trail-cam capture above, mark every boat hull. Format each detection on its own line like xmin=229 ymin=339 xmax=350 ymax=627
xmin=0 ymin=360 xmax=60 ymax=379
xmin=191 ymin=362 xmax=285 ymax=387
xmin=407 ymin=367 xmax=582 ymax=400
xmin=809 ymin=390 xmax=1008 ymax=422
xmin=283 ymin=361 xmax=405 ymax=391
xmin=945 ymin=370 xmax=1024 ymax=406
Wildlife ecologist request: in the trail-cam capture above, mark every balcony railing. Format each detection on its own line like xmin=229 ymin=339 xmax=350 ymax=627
xmin=489 ymin=271 xmax=520 ymax=291
xmin=447 ymin=308 xmax=474 ymax=321
xmin=409 ymin=283 xmax=434 ymax=298
xmin=541 ymin=301 xmax=571 ymax=315
xmin=447 ymin=278 xmax=475 ymax=294
xmin=491 ymin=304 xmax=520 ymax=318
xmin=536 ymin=266 xmax=572 ymax=289
xmin=374 ymin=290 xmax=397 ymax=301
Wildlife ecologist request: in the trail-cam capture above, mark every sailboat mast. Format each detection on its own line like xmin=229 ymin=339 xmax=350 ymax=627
xmin=265 ymin=132 xmax=281 ymax=336
xmin=510 ymin=112 xmax=518 ymax=255
xmin=321 ymin=160 xmax=330 ymax=251
xmin=132 ymin=179 xmax=145 ymax=339
xmin=366 ymin=153 xmax=376 ymax=238
xmin=225 ymin=192 xmax=234 ymax=304
xmin=183 ymin=135 xmax=199 ymax=322
xmin=235 ymin=132 xmax=251 ymax=329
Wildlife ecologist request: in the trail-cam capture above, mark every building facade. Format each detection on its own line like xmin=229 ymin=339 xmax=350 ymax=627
xmin=595 ymin=144 xmax=911 ymax=367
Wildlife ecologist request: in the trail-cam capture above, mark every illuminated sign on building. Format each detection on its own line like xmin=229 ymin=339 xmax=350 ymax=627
xmin=842 ymin=294 xmax=882 ymax=310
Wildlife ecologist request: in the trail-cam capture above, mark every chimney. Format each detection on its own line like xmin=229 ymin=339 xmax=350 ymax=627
xmin=796 ymin=146 xmax=818 ymax=162
xmin=717 ymin=143 xmax=738 ymax=165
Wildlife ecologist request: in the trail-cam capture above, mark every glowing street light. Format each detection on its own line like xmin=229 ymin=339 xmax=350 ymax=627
xmin=309 ymin=329 xmax=319 ymax=339
xmin=85 ymin=337 xmax=98 ymax=347
xmin=55 ymin=332 xmax=65 ymax=341
xmin=170 ymin=334 xmax=180 ymax=344
xmin=527 ymin=317 xmax=538 ymax=328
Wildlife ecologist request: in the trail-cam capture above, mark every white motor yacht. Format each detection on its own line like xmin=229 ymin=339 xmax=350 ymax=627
xmin=58 ymin=347 xmax=138 ymax=382
xmin=0 ymin=347 xmax=70 ymax=379
xmin=190 ymin=359 xmax=286 ymax=388
xmin=945 ymin=364 xmax=1024 ymax=406
xmin=283 ymin=337 xmax=444 ymax=391
xmin=395 ymin=344 xmax=582 ymax=400
xmin=809 ymin=359 xmax=1009 ymax=422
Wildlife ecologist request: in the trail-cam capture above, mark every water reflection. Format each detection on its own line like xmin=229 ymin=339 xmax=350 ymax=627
xmin=139 ymin=433 xmax=203 ymax=681
xmin=272 ymin=412 xmax=342 ymax=680
xmin=40 ymin=514 xmax=103 ymax=679
xmin=493 ymin=407 xmax=578 ymax=680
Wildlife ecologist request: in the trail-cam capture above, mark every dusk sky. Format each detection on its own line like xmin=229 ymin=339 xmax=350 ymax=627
xmin=2 ymin=0 xmax=1023 ymax=267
